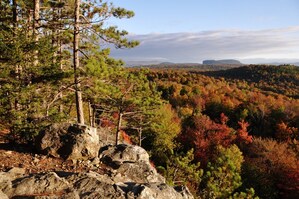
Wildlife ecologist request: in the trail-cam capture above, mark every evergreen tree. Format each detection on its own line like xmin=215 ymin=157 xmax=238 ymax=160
xmin=70 ymin=0 xmax=139 ymax=124
xmin=0 ymin=0 xmax=139 ymax=140
xmin=200 ymin=145 xmax=244 ymax=199
xmin=86 ymin=62 xmax=162 ymax=145
xmin=157 ymin=148 xmax=203 ymax=193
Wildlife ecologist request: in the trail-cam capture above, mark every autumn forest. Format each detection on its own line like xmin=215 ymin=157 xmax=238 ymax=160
xmin=0 ymin=1 xmax=298 ymax=199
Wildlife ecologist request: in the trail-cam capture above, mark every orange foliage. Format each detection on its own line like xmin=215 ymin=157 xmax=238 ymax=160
xmin=237 ymin=120 xmax=253 ymax=143
xmin=276 ymin=122 xmax=298 ymax=142
xmin=220 ymin=113 xmax=229 ymax=124
xmin=121 ymin=130 xmax=132 ymax=144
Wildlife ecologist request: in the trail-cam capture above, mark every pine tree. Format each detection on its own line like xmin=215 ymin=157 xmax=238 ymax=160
xmin=158 ymin=148 xmax=203 ymax=192
xmin=70 ymin=0 xmax=139 ymax=124
xmin=87 ymin=64 xmax=162 ymax=145
xmin=200 ymin=145 xmax=244 ymax=199
xmin=0 ymin=0 xmax=139 ymax=138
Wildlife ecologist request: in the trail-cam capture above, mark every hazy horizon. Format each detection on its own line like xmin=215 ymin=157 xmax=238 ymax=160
xmin=108 ymin=0 xmax=299 ymax=64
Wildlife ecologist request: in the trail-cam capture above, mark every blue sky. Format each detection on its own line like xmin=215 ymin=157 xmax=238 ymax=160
xmin=108 ymin=0 xmax=299 ymax=64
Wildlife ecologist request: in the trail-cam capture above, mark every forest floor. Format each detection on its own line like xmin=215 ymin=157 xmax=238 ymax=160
xmin=0 ymin=130 xmax=106 ymax=175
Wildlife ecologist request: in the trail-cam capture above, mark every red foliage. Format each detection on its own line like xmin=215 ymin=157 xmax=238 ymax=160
xmin=179 ymin=114 xmax=236 ymax=165
xmin=220 ymin=112 xmax=229 ymax=125
xmin=236 ymin=120 xmax=253 ymax=143
xmin=121 ymin=130 xmax=132 ymax=144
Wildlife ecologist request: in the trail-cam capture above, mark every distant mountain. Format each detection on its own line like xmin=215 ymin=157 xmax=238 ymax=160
xmin=127 ymin=60 xmax=243 ymax=71
xmin=158 ymin=62 xmax=175 ymax=65
xmin=125 ymin=59 xmax=244 ymax=67
xmin=203 ymin=59 xmax=243 ymax=65
xmin=131 ymin=62 xmax=241 ymax=71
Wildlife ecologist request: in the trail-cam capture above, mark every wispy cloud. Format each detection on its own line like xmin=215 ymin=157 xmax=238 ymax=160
xmin=110 ymin=26 xmax=299 ymax=63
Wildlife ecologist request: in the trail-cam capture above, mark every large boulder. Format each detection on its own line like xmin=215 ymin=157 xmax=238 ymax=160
xmin=100 ymin=144 xmax=150 ymax=167
xmin=100 ymin=144 xmax=165 ymax=183
xmin=36 ymin=123 xmax=100 ymax=160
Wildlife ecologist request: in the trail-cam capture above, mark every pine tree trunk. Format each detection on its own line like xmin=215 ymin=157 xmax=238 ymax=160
xmin=33 ymin=0 xmax=39 ymax=67
xmin=88 ymin=101 xmax=94 ymax=127
xmin=73 ymin=0 xmax=84 ymax=124
xmin=12 ymin=0 xmax=20 ymax=111
xmin=58 ymin=3 xmax=64 ymax=113
xmin=52 ymin=5 xmax=64 ymax=113
xmin=12 ymin=0 xmax=17 ymax=28
xmin=138 ymin=127 xmax=142 ymax=146
xmin=115 ymin=112 xmax=123 ymax=145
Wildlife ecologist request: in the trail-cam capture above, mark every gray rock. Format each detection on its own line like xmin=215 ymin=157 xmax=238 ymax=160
xmin=5 ymin=172 xmax=79 ymax=198
xmin=100 ymin=144 xmax=165 ymax=184
xmin=0 ymin=169 xmax=193 ymax=199
xmin=35 ymin=123 xmax=70 ymax=158
xmin=0 ymin=167 xmax=26 ymax=195
xmin=7 ymin=128 xmax=194 ymax=198
xmin=36 ymin=123 xmax=100 ymax=160
xmin=0 ymin=189 xmax=8 ymax=199
xmin=113 ymin=161 xmax=165 ymax=183
xmin=66 ymin=172 xmax=125 ymax=199
xmin=66 ymin=171 xmax=114 ymax=185
xmin=174 ymin=185 xmax=195 ymax=199
xmin=117 ymin=182 xmax=194 ymax=199
xmin=100 ymin=144 xmax=150 ymax=168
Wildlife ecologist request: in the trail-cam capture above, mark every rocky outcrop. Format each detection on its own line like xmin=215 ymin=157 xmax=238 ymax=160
xmin=0 ymin=170 xmax=193 ymax=199
xmin=0 ymin=123 xmax=194 ymax=198
xmin=36 ymin=123 xmax=100 ymax=160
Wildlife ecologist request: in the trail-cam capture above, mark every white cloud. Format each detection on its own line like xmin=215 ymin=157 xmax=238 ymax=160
xmin=110 ymin=26 xmax=299 ymax=63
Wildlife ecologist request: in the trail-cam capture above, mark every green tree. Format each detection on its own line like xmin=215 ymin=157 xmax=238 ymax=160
xmin=150 ymin=104 xmax=181 ymax=153
xmin=71 ymin=0 xmax=139 ymax=124
xmin=230 ymin=188 xmax=259 ymax=199
xmin=86 ymin=62 xmax=162 ymax=145
xmin=200 ymin=145 xmax=244 ymax=199
xmin=0 ymin=0 xmax=68 ymax=140
xmin=158 ymin=148 xmax=203 ymax=193
xmin=0 ymin=0 xmax=139 ymax=138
